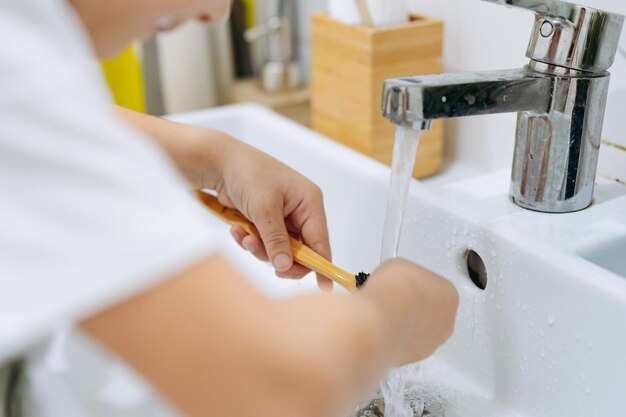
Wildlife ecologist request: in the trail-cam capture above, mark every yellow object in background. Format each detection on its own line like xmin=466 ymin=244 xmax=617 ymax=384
xmin=102 ymin=45 xmax=146 ymax=113
xmin=242 ymin=0 xmax=256 ymax=28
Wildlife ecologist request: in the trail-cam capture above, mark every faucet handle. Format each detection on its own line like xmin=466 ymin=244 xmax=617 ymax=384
xmin=484 ymin=0 xmax=589 ymax=20
xmin=483 ymin=0 xmax=624 ymax=73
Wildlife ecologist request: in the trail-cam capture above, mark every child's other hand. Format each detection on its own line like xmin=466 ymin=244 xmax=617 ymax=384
xmin=215 ymin=138 xmax=333 ymax=290
xmin=363 ymin=259 xmax=459 ymax=365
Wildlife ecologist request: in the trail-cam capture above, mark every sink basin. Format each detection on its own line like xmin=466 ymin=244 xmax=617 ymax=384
xmin=168 ymin=105 xmax=626 ymax=417
xmin=42 ymin=103 xmax=626 ymax=416
xmin=576 ymin=235 xmax=626 ymax=279
xmin=167 ymin=103 xmax=626 ymax=416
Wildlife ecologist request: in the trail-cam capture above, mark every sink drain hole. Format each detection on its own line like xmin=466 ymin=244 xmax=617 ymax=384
xmin=356 ymin=397 xmax=430 ymax=417
xmin=355 ymin=389 xmax=446 ymax=417
xmin=466 ymin=250 xmax=488 ymax=290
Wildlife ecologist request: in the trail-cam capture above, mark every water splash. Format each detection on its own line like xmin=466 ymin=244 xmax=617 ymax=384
xmin=380 ymin=368 xmax=416 ymax=417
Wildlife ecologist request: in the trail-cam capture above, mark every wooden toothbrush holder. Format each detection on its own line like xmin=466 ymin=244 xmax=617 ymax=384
xmin=312 ymin=13 xmax=444 ymax=178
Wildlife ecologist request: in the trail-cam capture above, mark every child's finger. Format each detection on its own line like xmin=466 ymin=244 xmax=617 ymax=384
xmin=317 ymin=275 xmax=334 ymax=292
xmin=276 ymin=264 xmax=312 ymax=280
xmin=241 ymin=235 xmax=270 ymax=262
xmin=233 ymin=226 xmax=312 ymax=279
xmin=296 ymin=197 xmax=333 ymax=291
xmin=250 ymin=199 xmax=294 ymax=274
xmin=229 ymin=226 xmax=247 ymax=248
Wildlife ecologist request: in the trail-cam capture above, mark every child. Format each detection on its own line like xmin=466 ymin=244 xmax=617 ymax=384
xmin=0 ymin=0 xmax=459 ymax=416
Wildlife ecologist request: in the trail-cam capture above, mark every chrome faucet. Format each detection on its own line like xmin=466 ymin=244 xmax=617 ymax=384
xmin=382 ymin=0 xmax=624 ymax=213
xmin=245 ymin=0 xmax=301 ymax=93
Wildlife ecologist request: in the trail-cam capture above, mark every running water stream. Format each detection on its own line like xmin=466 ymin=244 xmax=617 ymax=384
xmin=379 ymin=124 xmax=424 ymax=417
xmin=380 ymin=125 xmax=423 ymax=261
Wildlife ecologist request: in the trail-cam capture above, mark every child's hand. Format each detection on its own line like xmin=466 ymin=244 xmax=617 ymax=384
xmin=215 ymin=137 xmax=333 ymax=290
xmin=114 ymin=108 xmax=332 ymax=289
xmin=362 ymin=259 xmax=459 ymax=365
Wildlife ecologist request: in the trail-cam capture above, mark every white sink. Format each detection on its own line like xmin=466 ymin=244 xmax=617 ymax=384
xmin=18 ymin=103 xmax=626 ymax=417
xmin=575 ymin=235 xmax=626 ymax=279
xmin=168 ymin=103 xmax=626 ymax=416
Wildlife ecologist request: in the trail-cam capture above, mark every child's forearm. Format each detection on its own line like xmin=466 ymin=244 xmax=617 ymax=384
xmin=115 ymin=106 xmax=230 ymax=189
xmin=80 ymin=255 xmax=383 ymax=417
xmin=82 ymin=256 xmax=454 ymax=417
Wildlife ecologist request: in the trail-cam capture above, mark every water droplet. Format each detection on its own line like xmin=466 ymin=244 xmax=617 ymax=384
xmin=541 ymin=350 xmax=546 ymax=359
xmin=522 ymin=305 xmax=528 ymax=312
xmin=575 ymin=333 xmax=582 ymax=341
xmin=491 ymin=237 xmax=496 ymax=243
xmin=548 ymin=314 xmax=556 ymax=327
xmin=491 ymin=250 xmax=497 ymax=257
xmin=452 ymin=227 xmax=458 ymax=236
xmin=585 ymin=386 xmax=592 ymax=395
xmin=441 ymin=96 xmax=447 ymax=103
xmin=463 ymin=225 xmax=470 ymax=236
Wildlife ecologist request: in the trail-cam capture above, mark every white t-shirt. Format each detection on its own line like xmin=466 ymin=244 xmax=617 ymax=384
xmin=0 ymin=0 xmax=223 ymax=414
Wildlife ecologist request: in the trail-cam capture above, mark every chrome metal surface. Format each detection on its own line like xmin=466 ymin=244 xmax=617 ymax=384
xmin=381 ymin=0 xmax=622 ymax=213
xmin=511 ymin=74 xmax=609 ymax=212
xmin=245 ymin=0 xmax=301 ymax=93
xmin=484 ymin=0 xmax=624 ymax=73
xmin=382 ymin=68 xmax=553 ymax=124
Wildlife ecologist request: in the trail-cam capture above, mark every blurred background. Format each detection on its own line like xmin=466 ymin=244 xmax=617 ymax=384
xmin=102 ymin=0 xmax=626 ymax=183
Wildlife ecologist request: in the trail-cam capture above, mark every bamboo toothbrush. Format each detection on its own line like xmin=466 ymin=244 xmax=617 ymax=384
xmin=196 ymin=190 xmax=369 ymax=294
xmin=355 ymin=0 xmax=373 ymax=27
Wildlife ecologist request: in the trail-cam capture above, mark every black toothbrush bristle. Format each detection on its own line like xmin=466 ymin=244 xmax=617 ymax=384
xmin=355 ymin=272 xmax=370 ymax=288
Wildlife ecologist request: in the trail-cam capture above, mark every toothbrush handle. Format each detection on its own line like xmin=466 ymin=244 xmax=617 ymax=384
xmin=289 ymin=239 xmax=358 ymax=293
xmin=196 ymin=191 xmax=358 ymax=293
xmin=356 ymin=0 xmax=373 ymax=27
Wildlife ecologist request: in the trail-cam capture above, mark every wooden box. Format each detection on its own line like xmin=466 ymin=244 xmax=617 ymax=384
xmin=312 ymin=13 xmax=444 ymax=178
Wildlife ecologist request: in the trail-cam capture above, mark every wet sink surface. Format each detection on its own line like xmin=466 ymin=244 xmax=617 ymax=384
xmin=170 ymin=104 xmax=626 ymax=416
xmin=576 ymin=235 xmax=626 ymax=279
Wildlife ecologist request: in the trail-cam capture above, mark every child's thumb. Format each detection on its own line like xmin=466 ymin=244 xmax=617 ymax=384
xmin=251 ymin=203 xmax=293 ymax=273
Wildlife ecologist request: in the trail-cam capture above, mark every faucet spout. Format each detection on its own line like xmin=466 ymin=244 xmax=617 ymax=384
xmin=382 ymin=68 xmax=552 ymax=125
xmin=379 ymin=0 xmax=623 ymax=214
xmin=382 ymin=65 xmax=611 ymax=213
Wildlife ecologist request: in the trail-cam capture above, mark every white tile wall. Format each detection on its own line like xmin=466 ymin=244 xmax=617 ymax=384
xmin=298 ymin=0 xmax=626 ymax=182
